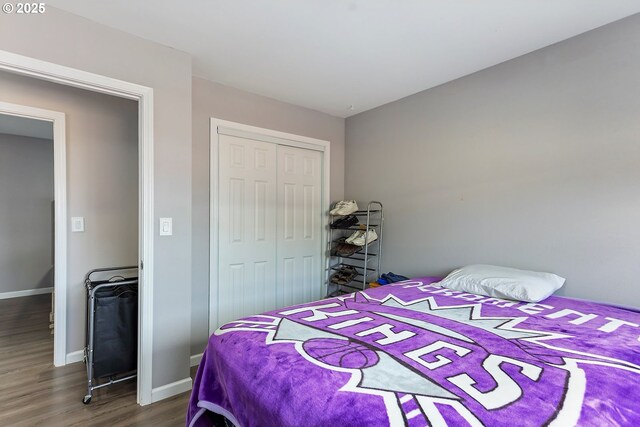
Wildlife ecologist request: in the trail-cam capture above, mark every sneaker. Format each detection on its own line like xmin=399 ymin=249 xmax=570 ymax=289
xmin=350 ymin=229 xmax=378 ymax=246
xmin=337 ymin=243 xmax=360 ymax=257
xmin=330 ymin=200 xmax=358 ymax=216
xmin=345 ymin=230 xmax=364 ymax=244
xmin=330 ymin=215 xmax=359 ymax=229
xmin=329 ymin=201 xmax=348 ymax=215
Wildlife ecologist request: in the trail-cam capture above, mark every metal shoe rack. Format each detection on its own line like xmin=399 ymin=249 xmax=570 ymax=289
xmin=327 ymin=201 xmax=383 ymax=296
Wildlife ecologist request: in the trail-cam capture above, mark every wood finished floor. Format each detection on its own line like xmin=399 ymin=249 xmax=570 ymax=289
xmin=0 ymin=294 xmax=192 ymax=426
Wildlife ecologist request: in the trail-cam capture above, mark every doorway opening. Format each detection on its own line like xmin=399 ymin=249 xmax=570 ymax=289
xmin=0 ymin=104 xmax=65 ymax=365
xmin=0 ymin=112 xmax=56 ymax=373
xmin=0 ymin=68 xmax=140 ymax=404
xmin=0 ymin=47 xmax=153 ymax=404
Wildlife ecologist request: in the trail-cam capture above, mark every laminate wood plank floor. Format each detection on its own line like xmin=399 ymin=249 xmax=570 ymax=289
xmin=0 ymin=294 xmax=192 ymax=426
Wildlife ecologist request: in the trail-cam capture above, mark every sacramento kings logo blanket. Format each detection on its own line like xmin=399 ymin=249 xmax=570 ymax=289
xmin=187 ymin=277 xmax=640 ymax=427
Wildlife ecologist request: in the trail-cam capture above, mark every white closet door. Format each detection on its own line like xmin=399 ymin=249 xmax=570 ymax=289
xmin=277 ymin=145 xmax=323 ymax=307
xmin=218 ymin=134 xmax=277 ymax=325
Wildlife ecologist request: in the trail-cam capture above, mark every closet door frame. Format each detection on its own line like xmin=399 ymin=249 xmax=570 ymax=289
xmin=209 ymin=118 xmax=330 ymax=335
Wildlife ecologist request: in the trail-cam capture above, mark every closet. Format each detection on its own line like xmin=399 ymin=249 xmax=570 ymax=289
xmin=211 ymin=123 xmax=327 ymax=330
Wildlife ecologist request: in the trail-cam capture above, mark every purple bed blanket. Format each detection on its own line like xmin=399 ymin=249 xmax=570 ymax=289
xmin=188 ymin=277 xmax=640 ymax=427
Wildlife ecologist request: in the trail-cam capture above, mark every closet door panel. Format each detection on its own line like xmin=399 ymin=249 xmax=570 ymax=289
xmin=276 ymin=145 xmax=323 ymax=307
xmin=218 ymin=135 xmax=277 ymax=326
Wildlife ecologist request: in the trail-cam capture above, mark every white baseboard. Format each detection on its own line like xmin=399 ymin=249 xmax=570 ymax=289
xmin=66 ymin=349 xmax=84 ymax=364
xmin=190 ymin=353 xmax=203 ymax=367
xmin=0 ymin=287 xmax=53 ymax=300
xmin=151 ymin=377 xmax=192 ymax=403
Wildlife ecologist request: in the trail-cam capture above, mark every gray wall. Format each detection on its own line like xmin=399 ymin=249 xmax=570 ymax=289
xmin=191 ymin=77 xmax=345 ymax=354
xmin=0 ymin=7 xmax=192 ymax=389
xmin=0 ymin=133 xmax=54 ymax=294
xmin=345 ymin=14 xmax=640 ymax=308
xmin=0 ymin=71 xmax=138 ymax=351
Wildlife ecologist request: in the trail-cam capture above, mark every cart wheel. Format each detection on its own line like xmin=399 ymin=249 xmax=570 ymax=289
xmin=82 ymin=395 xmax=92 ymax=404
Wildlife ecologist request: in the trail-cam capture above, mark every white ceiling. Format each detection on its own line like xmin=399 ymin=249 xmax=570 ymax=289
xmin=0 ymin=114 xmax=53 ymax=140
xmin=47 ymin=0 xmax=640 ymax=117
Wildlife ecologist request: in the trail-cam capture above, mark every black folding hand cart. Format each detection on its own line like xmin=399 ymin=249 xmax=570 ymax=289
xmin=82 ymin=266 xmax=138 ymax=404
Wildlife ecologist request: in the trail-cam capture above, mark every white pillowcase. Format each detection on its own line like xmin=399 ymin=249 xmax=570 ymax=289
xmin=437 ymin=264 xmax=565 ymax=302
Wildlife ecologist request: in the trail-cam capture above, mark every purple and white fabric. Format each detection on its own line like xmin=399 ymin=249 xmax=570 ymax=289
xmin=188 ymin=277 xmax=640 ymax=427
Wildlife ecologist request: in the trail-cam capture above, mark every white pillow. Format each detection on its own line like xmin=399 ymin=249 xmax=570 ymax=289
xmin=437 ymin=264 xmax=565 ymax=302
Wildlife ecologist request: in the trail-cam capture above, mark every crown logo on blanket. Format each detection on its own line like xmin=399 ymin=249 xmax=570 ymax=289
xmin=378 ymin=296 xmax=563 ymax=342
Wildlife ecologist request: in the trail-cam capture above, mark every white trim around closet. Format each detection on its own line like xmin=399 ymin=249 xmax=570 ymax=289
xmin=208 ymin=118 xmax=331 ymax=335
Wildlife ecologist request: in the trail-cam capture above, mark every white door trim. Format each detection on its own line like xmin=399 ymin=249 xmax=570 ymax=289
xmin=0 ymin=49 xmax=155 ymax=405
xmin=0 ymin=101 xmax=67 ymax=367
xmin=208 ymin=118 xmax=331 ymax=335
xmin=217 ymin=126 xmax=328 ymax=152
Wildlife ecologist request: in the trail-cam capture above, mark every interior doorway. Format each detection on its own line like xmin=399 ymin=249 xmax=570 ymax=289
xmin=0 ymin=103 xmax=66 ymax=366
xmin=0 ymin=112 xmax=56 ymax=370
xmin=0 ymin=46 xmax=154 ymax=404
xmin=0 ymin=66 xmax=141 ymax=408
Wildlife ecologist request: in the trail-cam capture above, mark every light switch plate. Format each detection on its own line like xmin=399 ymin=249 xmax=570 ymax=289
xmin=159 ymin=217 xmax=173 ymax=236
xmin=71 ymin=217 xmax=84 ymax=232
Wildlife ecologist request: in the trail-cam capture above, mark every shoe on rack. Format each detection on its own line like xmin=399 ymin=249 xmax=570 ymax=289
xmin=350 ymin=229 xmax=378 ymax=247
xmin=337 ymin=242 xmax=360 ymax=257
xmin=330 ymin=271 xmax=343 ymax=285
xmin=337 ymin=266 xmax=358 ymax=284
xmin=330 ymin=266 xmax=358 ymax=285
xmin=330 ymin=237 xmax=347 ymax=256
xmin=329 ymin=201 xmax=348 ymax=215
xmin=330 ymin=200 xmax=358 ymax=216
xmin=345 ymin=230 xmax=364 ymax=244
xmin=330 ymin=215 xmax=359 ymax=229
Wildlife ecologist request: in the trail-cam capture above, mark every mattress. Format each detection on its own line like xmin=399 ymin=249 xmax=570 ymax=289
xmin=187 ymin=277 xmax=640 ymax=427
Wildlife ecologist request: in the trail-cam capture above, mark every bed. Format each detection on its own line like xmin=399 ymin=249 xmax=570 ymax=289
xmin=187 ymin=276 xmax=640 ymax=427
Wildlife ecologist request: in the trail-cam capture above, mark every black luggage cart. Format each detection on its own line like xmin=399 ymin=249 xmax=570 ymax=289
xmin=82 ymin=266 xmax=138 ymax=404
